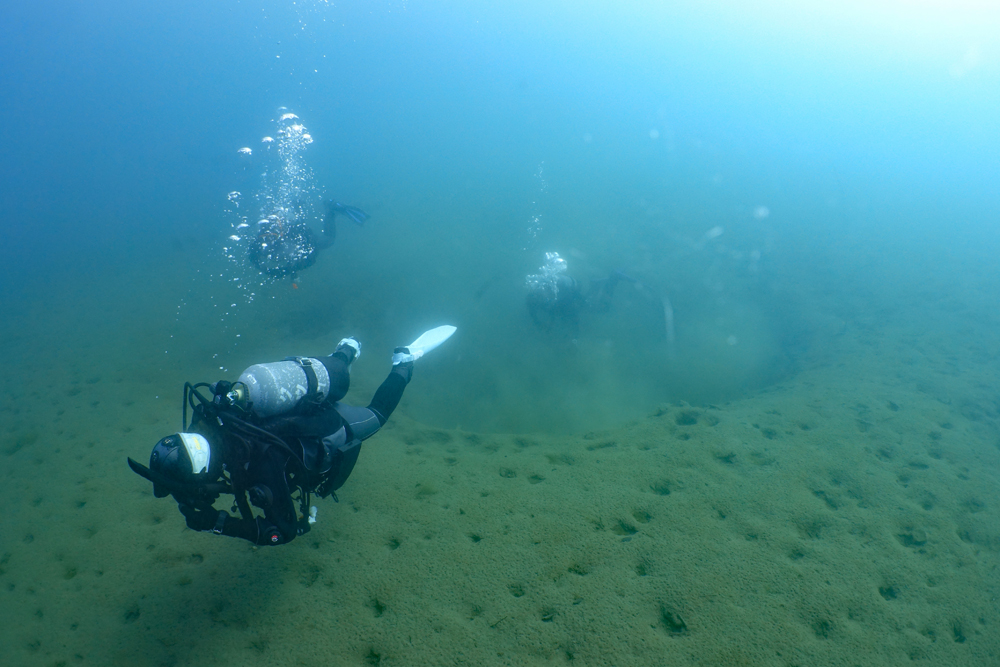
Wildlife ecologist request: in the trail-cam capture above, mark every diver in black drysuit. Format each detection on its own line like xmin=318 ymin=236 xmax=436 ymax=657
xmin=526 ymin=266 xmax=630 ymax=334
xmin=248 ymin=201 xmax=369 ymax=278
xmin=129 ymin=339 xmax=411 ymax=546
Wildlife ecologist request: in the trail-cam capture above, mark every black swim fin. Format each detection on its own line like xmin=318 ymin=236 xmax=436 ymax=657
xmin=326 ymin=201 xmax=369 ymax=227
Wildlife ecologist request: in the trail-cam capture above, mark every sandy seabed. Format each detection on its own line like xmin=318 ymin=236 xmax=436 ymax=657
xmin=2 ymin=266 xmax=999 ymax=667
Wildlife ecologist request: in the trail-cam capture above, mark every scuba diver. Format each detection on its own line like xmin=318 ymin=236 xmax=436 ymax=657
xmin=128 ymin=326 xmax=456 ymax=546
xmin=525 ymin=252 xmax=635 ymax=333
xmin=248 ymin=201 xmax=370 ymax=278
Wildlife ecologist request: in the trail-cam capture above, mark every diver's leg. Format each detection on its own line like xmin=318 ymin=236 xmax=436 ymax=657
xmin=320 ymin=338 xmax=362 ymax=403
xmin=371 ymin=364 xmax=410 ymax=421
xmin=336 ymin=362 xmax=412 ymax=438
xmin=315 ymin=204 xmax=338 ymax=250
xmin=334 ymin=403 xmax=382 ymax=441
xmin=320 ymin=355 xmax=351 ymax=403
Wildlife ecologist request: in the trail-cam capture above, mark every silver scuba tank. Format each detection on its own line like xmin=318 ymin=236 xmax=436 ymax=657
xmin=237 ymin=357 xmax=331 ymax=418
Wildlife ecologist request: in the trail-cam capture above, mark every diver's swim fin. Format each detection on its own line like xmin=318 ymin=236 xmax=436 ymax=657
xmin=326 ymin=201 xmax=369 ymax=226
xmin=612 ymin=269 xmax=638 ymax=283
xmin=392 ymin=325 xmax=457 ymax=365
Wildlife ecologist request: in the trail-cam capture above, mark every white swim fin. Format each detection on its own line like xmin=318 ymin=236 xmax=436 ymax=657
xmin=392 ymin=325 xmax=457 ymax=365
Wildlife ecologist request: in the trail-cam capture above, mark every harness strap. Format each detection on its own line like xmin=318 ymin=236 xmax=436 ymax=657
xmin=284 ymin=356 xmax=323 ymax=406
xmin=225 ymin=462 xmax=256 ymax=522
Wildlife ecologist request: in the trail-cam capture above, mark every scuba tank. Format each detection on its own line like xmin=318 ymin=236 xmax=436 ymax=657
xmin=236 ymin=357 xmax=331 ymax=418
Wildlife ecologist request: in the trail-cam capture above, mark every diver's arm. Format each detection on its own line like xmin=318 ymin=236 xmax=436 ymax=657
xmin=176 ymin=447 xmax=304 ymax=546
xmin=220 ymin=513 xmax=297 ymax=546
xmin=179 ymin=504 xmax=297 ymax=546
xmin=254 ymin=447 xmax=306 ymax=544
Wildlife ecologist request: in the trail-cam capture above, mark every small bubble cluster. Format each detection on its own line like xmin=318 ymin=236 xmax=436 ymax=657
xmin=525 ymin=251 xmax=568 ymax=301
xmin=524 ymin=162 xmax=547 ymax=249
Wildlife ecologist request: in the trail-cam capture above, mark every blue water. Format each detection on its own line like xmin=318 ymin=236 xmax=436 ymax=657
xmin=2 ymin=2 xmax=1000 ymax=665
xmin=4 ymin=1 xmax=997 ymax=268
xmin=5 ymin=0 xmax=998 ymax=431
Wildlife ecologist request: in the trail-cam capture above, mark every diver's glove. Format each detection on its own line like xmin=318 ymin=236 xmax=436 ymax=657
xmin=179 ymin=504 xmax=219 ymax=532
xmin=335 ymin=337 xmax=361 ymax=364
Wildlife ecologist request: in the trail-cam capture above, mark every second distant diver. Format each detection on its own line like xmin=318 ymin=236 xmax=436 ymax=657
xmin=525 ymin=251 xmax=634 ymax=333
xmin=248 ymin=201 xmax=370 ymax=278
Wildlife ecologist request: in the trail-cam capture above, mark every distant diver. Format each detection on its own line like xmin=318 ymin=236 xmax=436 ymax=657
xmin=248 ymin=200 xmax=369 ymax=278
xmin=525 ymin=252 xmax=635 ymax=333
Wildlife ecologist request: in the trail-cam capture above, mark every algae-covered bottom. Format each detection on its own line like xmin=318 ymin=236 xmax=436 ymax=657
xmin=2 ymin=351 xmax=998 ymax=666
